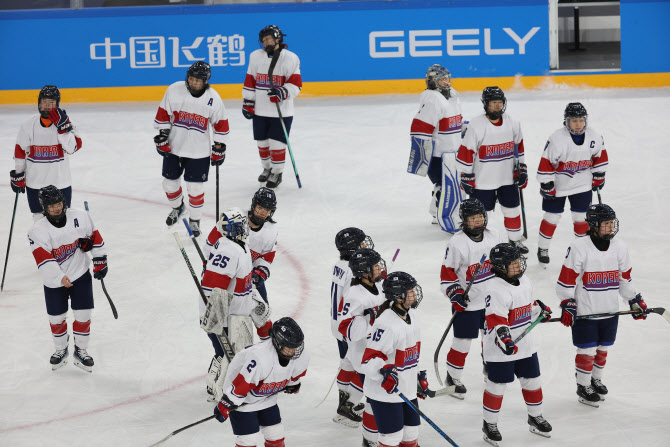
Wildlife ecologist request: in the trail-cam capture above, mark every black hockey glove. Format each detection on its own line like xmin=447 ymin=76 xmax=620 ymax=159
xmin=283 ymin=383 xmax=301 ymax=394
xmin=78 ymin=237 xmax=93 ymax=253
xmin=10 ymin=170 xmax=25 ymax=194
xmin=48 ymin=108 xmax=73 ymax=134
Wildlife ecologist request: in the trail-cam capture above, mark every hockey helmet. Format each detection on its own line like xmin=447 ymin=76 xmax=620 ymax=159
xmin=185 ymin=61 xmax=211 ymax=96
xmin=335 ymin=227 xmax=374 ymax=260
xmin=564 ymin=102 xmax=588 ymax=136
xmin=459 ymin=198 xmax=488 ymax=236
xmin=38 ymin=85 xmax=60 ymax=118
xmin=38 ymin=185 xmax=67 ymax=225
xmin=249 ymin=187 xmax=277 ymax=226
xmin=489 ymin=243 xmax=526 ymax=280
xmin=270 ymin=317 xmax=304 ymax=362
xmin=348 ymin=248 xmax=386 ymax=282
xmin=585 ymin=203 xmax=618 ymax=240
xmin=426 ymin=64 xmax=452 ymax=98
xmin=218 ymin=207 xmax=250 ymax=243
xmin=382 ymin=271 xmax=423 ymax=309
xmin=482 ymin=86 xmax=506 ymax=120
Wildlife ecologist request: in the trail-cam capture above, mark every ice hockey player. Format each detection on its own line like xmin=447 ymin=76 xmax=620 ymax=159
xmin=331 ymin=228 xmax=375 ymax=427
xmin=457 ymin=87 xmax=529 ymax=254
xmin=242 ymin=25 xmax=302 ymax=188
xmin=11 ymin=85 xmax=83 ymax=222
xmin=200 ymin=207 xmax=272 ymax=402
xmin=153 ymin=61 xmax=229 ymax=236
xmin=556 ymin=203 xmax=647 ymax=407
xmin=213 ymin=317 xmax=309 ymax=447
xmin=361 ymin=271 xmax=426 ymax=447
xmin=482 ymin=243 xmax=552 ymax=445
xmin=536 ymin=102 xmax=608 ymax=265
xmin=248 ymin=187 xmax=278 ymax=304
xmin=337 ymin=248 xmax=387 ymax=446
xmin=27 ymin=185 xmax=107 ymax=372
xmin=408 ymin=64 xmax=464 ymax=232
xmin=440 ymin=198 xmax=505 ymax=398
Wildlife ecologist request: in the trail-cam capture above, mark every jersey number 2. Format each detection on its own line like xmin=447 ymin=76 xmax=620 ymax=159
xmin=246 ymin=360 xmax=256 ymax=373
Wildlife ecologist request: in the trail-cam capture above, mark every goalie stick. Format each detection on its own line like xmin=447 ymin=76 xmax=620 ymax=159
xmin=434 ymin=253 xmax=487 ymax=386
xmin=84 ymin=201 xmax=118 ymax=319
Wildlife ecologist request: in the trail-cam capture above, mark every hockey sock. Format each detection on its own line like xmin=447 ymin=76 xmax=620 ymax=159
xmin=501 ymin=205 xmax=522 ymax=241
xmin=362 ymin=401 xmax=378 ymax=442
xmin=575 ymin=347 xmax=597 ymax=386
xmin=592 ymin=346 xmax=609 ymax=379
xmin=538 ymin=212 xmax=562 ymax=250
xmin=572 ymin=212 xmax=589 ymax=237
xmin=235 ymin=433 xmax=259 ymax=447
xmin=336 ymin=368 xmax=356 ymax=393
xmin=348 ymin=372 xmax=364 ymax=404
xmin=378 ymin=429 xmax=403 ymax=447
xmin=186 ymin=181 xmax=204 ymax=221
xmin=264 ymin=439 xmax=285 ymax=447
xmin=520 ymin=377 xmax=543 ymax=417
xmin=49 ymin=313 xmax=68 ymax=350
xmin=483 ymin=381 xmax=506 ymax=424
xmin=400 ymin=426 xmax=419 ymax=447
xmin=258 ymin=139 xmax=271 ymax=169
xmin=207 ymin=332 xmax=225 ymax=357
xmin=446 ymin=337 xmax=472 ymax=379
xmin=261 ymin=423 xmax=285 ymax=447
xmin=269 ymin=138 xmax=285 ymax=172
xmin=72 ymin=309 xmax=91 ymax=350
xmin=399 ymin=441 xmax=419 ymax=447
xmin=162 ymin=178 xmax=183 ymax=207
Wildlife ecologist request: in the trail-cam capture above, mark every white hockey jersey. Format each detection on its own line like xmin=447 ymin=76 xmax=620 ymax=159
xmin=536 ymin=127 xmax=609 ymax=197
xmin=248 ymin=221 xmax=278 ymax=275
xmin=153 ymin=81 xmax=229 ymax=159
xmin=201 ymin=235 xmax=253 ymax=319
xmin=14 ymin=115 xmax=82 ymax=189
xmin=457 ymin=113 xmax=525 ymax=190
xmin=28 ymin=208 xmax=105 ymax=289
xmin=440 ymin=229 xmax=505 ymax=311
xmin=410 ymin=89 xmax=463 ymax=157
xmin=242 ymin=48 xmax=302 ymax=118
xmin=330 ymin=259 xmax=353 ymax=340
xmin=361 ymin=307 xmax=421 ymax=403
xmin=222 ymin=339 xmax=310 ymax=412
xmin=556 ymin=237 xmax=636 ymax=317
xmin=337 ymin=282 xmax=387 ymax=373
xmin=483 ymin=275 xmax=540 ymax=363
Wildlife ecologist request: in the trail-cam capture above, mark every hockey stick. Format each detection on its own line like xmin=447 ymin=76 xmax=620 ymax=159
xmin=546 ymin=307 xmax=669 ymax=324
xmin=434 ymin=253 xmax=487 ymax=386
xmin=1 ymin=191 xmax=19 ymax=293
xmin=216 ymin=164 xmax=220 ymax=222
xmin=512 ymin=314 xmax=546 ymax=345
xmin=596 ymin=188 xmax=602 ymax=205
xmin=268 ymin=49 xmax=302 ymax=188
xmin=84 ymin=201 xmax=118 ymax=319
xmin=182 ymin=218 xmax=206 ymax=263
xmin=514 ymin=144 xmax=528 ymax=240
xmin=147 ymin=415 xmax=215 ymax=447
xmin=398 ymin=392 xmax=460 ymax=447
xmin=174 ymin=233 xmax=235 ymax=362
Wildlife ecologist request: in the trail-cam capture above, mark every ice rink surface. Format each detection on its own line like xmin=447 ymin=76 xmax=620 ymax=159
xmin=1 ymin=87 xmax=669 ymax=447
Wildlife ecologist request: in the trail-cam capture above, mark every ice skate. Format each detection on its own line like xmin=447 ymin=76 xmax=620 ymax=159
xmin=577 ymin=384 xmax=601 ymax=407
xmin=73 ymin=346 xmax=94 ymax=373
xmin=362 ymin=438 xmax=377 ymax=447
xmin=189 ymin=218 xmax=201 ymax=237
xmin=266 ymin=171 xmax=283 ymax=189
xmin=483 ymin=420 xmax=502 ymax=446
xmin=510 ymin=239 xmax=529 ymax=255
xmin=333 ymin=390 xmax=362 ymax=427
xmin=537 ymin=248 xmax=549 ymax=266
xmin=528 ymin=415 xmax=552 ymax=438
xmin=353 ymin=401 xmax=364 ymax=416
xmin=258 ymin=167 xmax=271 ymax=183
xmin=50 ymin=346 xmax=69 ymax=371
xmin=446 ymin=372 xmax=466 ymax=399
xmin=166 ymin=200 xmax=185 ymax=227
xmin=591 ymin=377 xmax=608 ymax=400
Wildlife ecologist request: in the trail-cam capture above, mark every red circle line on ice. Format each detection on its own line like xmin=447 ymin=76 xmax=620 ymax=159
xmin=0 ymin=187 xmax=311 ymax=433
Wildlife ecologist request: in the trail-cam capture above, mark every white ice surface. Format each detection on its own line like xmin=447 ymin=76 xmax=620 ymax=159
xmin=0 ymin=88 xmax=669 ymax=447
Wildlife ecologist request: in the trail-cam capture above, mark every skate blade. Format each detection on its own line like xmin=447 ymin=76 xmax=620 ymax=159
xmin=483 ymin=434 xmax=500 ymax=447
xmin=51 ymin=358 xmax=68 ymax=371
xmin=332 ymin=414 xmax=361 ymax=428
xmin=529 ymin=426 xmax=551 ymax=438
xmin=73 ymin=359 xmax=93 ymax=373
xmin=596 ymin=394 xmax=606 ymax=401
xmin=448 ymin=391 xmax=465 ymax=400
xmin=578 ymin=397 xmax=599 ymax=408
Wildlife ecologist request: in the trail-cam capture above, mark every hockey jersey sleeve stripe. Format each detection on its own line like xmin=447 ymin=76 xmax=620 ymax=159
xmin=485 ymin=314 xmax=509 ymax=329
xmin=155 ymin=107 xmax=171 ymax=124
xmin=230 ymin=373 xmax=256 ymax=400
xmin=244 ymin=74 xmax=256 ymax=89
xmin=201 ymin=270 xmax=232 ymax=291
xmin=440 ymin=265 xmax=459 ymax=282
xmin=410 ymin=119 xmax=435 ymax=136
xmin=32 ymin=247 xmax=55 ymax=267
xmin=206 ymin=227 xmax=223 ymax=247
xmin=91 ymin=230 xmax=104 ymax=248
xmin=74 ymin=136 xmax=83 ymax=152
xmin=290 ymin=370 xmax=307 ymax=382
xmin=260 ymin=251 xmax=276 ymax=263
xmin=537 ymin=157 xmax=555 ymax=175
xmin=621 ymin=268 xmax=632 ymax=281
xmin=234 ymin=276 xmax=250 ymax=294
xmin=14 ymin=144 xmax=26 ymax=160
xmin=516 ymin=140 xmax=525 ymax=157
xmin=338 ymin=317 xmax=354 ymax=340
xmin=456 ymin=145 xmax=474 ymax=167
xmin=557 ymin=266 xmax=579 ymax=287
xmin=361 ymin=347 xmax=388 ymax=364
xmin=591 ymin=149 xmax=608 ymax=170
xmin=286 ymin=73 xmax=302 ymax=89
xmin=213 ymin=119 xmax=230 ymax=135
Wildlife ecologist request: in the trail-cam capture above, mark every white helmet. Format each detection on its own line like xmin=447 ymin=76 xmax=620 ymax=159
xmin=218 ymin=207 xmax=250 ymax=242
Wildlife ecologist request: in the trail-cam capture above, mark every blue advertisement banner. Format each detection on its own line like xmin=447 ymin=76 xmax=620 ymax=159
xmin=0 ymin=0 xmax=549 ymax=90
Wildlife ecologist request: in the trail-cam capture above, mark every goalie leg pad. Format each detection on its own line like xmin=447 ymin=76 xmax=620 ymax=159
xmin=200 ymin=288 xmax=233 ymax=335
xmin=229 ymin=315 xmax=255 ymax=354
xmin=437 ymin=152 xmax=464 ymax=233
xmin=407 ymin=136 xmax=434 ymax=176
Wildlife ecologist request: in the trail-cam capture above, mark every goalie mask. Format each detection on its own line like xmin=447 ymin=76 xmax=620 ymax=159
xmin=218 ymin=207 xmax=250 ymax=243
xmin=270 ymin=317 xmax=304 ymax=363
xmin=426 ymin=64 xmax=452 ymax=99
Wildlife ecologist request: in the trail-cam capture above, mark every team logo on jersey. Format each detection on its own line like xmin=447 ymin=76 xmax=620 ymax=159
xmin=508 ymin=303 xmax=532 ymax=329
xmin=333 ymin=265 xmax=346 ymax=279
xmin=438 ymin=115 xmax=463 ymax=134
xmin=466 ymin=260 xmax=494 ymax=283
xmin=479 ymin=141 xmax=515 ymax=162
xmin=396 ymin=342 xmax=421 ymax=371
xmin=252 ymin=378 xmax=290 ymax=396
xmin=556 ymin=160 xmax=592 ymax=177
xmin=172 ymin=111 xmax=208 ymax=133
xmin=255 ymin=73 xmax=286 ymax=89
xmin=29 ymin=144 xmax=64 ymax=163
xmin=52 ymin=241 xmax=79 ymax=264
xmin=583 ymin=270 xmax=620 ymax=291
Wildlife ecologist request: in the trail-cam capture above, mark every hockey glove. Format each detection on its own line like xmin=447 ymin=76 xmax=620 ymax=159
xmin=380 ymin=365 xmax=399 ymax=394
xmin=78 ymin=237 xmax=93 ymax=253
xmin=48 ymin=108 xmax=73 ymax=134
xmin=494 ymin=326 xmax=518 ymax=355
xmin=252 ymin=266 xmax=270 ymax=286
xmin=10 ymin=170 xmax=25 ymax=194
xmin=283 ymin=383 xmax=301 ymax=394
xmin=211 ymin=143 xmax=226 ymax=167
xmin=446 ymin=284 xmax=468 ymax=312
xmin=214 ymin=395 xmax=237 ymax=423
xmin=417 ymin=370 xmax=432 ymax=399
xmin=267 ymin=86 xmax=289 ymax=104
xmin=514 ymin=163 xmax=528 ymax=189
xmin=540 ymin=182 xmax=556 ymax=199
xmin=154 ymin=133 xmax=171 ymax=157
xmin=534 ymin=299 xmax=552 ymax=321
xmin=592 ymin=172 xmax=606 ymax=191
xmin=629 ymin=294 xmax=649 ymax=320
xmin=92 ymin=256 xmax=108 ymax=280
xmin=363 ymin=308 xmax=377 ymax=326
xmin=242 ymin=99 xmax=255 ymax=119
xmin=460 ymin=173 xmax=476 ymax=196
xmin=560 ymin=299 xmax=577 ymax=327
